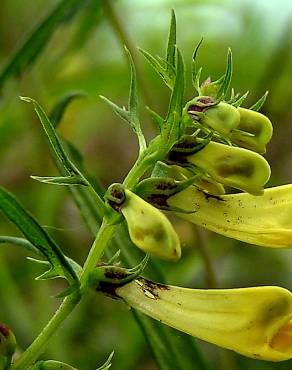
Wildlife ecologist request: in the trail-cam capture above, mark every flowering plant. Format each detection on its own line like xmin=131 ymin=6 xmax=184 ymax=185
xmin=0 ymin=8 xmax=291 ymax=370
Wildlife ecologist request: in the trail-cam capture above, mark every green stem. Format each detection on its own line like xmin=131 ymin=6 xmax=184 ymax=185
xmin=10 ymin=294 xmax=80 ymax=370
xmin=80 ymin=216 xmax=117 ymax=283
xmin=11 ymin=147 xmax=157 ymax=368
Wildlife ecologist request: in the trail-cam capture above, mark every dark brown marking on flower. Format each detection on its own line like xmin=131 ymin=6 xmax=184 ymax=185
xmin=0 ymin=324 xmax=9 ymax=337
xmin=104 ymin=268 xmax=128 ymax=281
xmin=259 ymin=297 xmax=291 ymax=326
xmin=135 ymin=278 xmax=171 ymax=299
xmin=216 ymin=159 xmax=254 ymax=178
xmin=97 ymin=282 xmax=119 ymax=300
xmin=156 ymin=181 xmax=177 ymax=191
xmin=200 ymin=190 xmax=225 ymax=202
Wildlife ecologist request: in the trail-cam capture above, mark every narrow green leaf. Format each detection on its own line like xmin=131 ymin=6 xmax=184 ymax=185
xmin=31 ymin=175 xmax=87 ymax=186
xmin=139 ymin=48 xmax=174 ymax=89
xmin=1 ymin=236 xmax=82 ymax=277
xmin=0 ymin=186 xmax=79 ymax=286
xmin=0 ymin=0 xmax=87 ymax=89
xmin=0 ymin=235 xmax=41 ymax=256
xmin=217 ymin=48 xmax=233 ymax=98
xmin=191 ymin=37 xmax=203 ymax=90
xmin=146 ymin=106 xmax=164 ymax=130
xmin=232 ymin=90 xmax=249 ymax=107
xmin=165 ymin=47 xmax=185 ymax=137
xmin=99 ymin=95 xmax=131 ymax=124
xmin=96 ymin=351 xmax=114 ymax=370
xmin=249 ymin=91 xmax=269 ymax=111
xmin=20 ymin=97 xmax=78 ymax=175
xmin=49 ymin=91 xmax=86 ymax=128
xmin=193 ymin=67 xmax=202 ymax=95
xmin=166 ymin=9 xmax=176 ymax=71
xmin=125 ymin=47 xmax=139 ymax=122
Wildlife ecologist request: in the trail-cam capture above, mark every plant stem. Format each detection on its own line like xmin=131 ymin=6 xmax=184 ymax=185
xmin=80 ymin=216 xmax=117 ymax=283
xmin=11 ymin=147 xmax=157 ymax=368
xmin=10 ymin=294 xmax=79 ymax=370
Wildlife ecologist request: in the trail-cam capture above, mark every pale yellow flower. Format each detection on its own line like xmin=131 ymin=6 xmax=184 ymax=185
xmin=168 ymin=184 xmax=292 ymax=248
xmin=116 ymin=278 xmax=292 ymax=361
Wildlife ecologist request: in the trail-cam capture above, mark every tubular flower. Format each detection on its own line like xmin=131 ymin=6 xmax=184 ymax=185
xmin=116 ymin=278 xmax=292 ymax=361
xmin=121 ymin=189 xmax=181 ymax=261
xmin=168 ymin=184 xmax=292 ymax=248
xmin=182 ymin=141 xmax=270 ymax=195
xmin=231 ymin=107 xmax=273 ymax=154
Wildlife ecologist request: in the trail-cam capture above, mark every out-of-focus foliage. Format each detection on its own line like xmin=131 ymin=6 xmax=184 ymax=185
xmin=1 ymin=0 xmax=292 ymax=369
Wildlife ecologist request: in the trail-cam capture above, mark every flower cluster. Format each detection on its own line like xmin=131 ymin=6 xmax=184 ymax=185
xmin=96 ymin=12 xmax=292 ymax=362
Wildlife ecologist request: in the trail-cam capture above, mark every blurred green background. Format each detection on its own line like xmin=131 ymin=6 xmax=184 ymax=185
xmin=1 ymin=0 xmax=292 ymax=369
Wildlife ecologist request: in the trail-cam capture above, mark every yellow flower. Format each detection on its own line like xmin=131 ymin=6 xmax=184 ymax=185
xmin=168 ymin=184 xmax=292 ymax=248
xmin=121 ymin=190 xmax=181 ymax=261
xmin=116 ymin=278 xmax=292 ymax=361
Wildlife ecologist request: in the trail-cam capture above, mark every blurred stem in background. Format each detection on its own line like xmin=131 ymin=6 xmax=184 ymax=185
xmin=101 ymin=0 xmax=154 ymax=108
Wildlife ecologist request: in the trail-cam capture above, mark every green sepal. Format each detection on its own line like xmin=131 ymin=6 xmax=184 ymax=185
xmin=249 ymin=91 xmax=269 ymax=111
xmin=168 ymin=134 xmax=212 ymax=157
xmin=134 ymin=176 xmax=197 ymax=212
xmin=31 ymin=175 xmax=87 ymax=186
xmin=0 ymin=186 xmax=79 ymax=289
xmin=96 ymin=351 xmax=114 ymax=370
xmin=86 ymin=255 xmax=149 ymax=292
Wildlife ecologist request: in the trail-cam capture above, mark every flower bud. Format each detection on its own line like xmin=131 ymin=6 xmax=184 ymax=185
xmin=231 ymin=107 xmax=273 ymax=153
xmin=185 ymin=98 xmax=240 ymax=137
xmin=0 ymin=324 xmax=16 ymax=369
xmin=199 ymin=102 xmax=240 ymax=136
xmin=121 ymin=190 xmax=181 ymax=261
xmin=169 ymin=138 xmax=271 ymax=195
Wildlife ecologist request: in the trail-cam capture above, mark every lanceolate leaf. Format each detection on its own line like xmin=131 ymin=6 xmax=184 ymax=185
xmin=250 ymin=91 xmax=269 ymax=111
xmin=31 ymin=175 xmax=87 ymax=186
xmin=0 ymin=0 xmax=88 ymax=89
xmin=0 ymin=186 xmax=79 ymax=286
xmin=0 ymin=235 xmax=82 ymax=276
xmin=164 ymin=48 xmax=185 ymax=139
xmin=166 ymin=9 xmax=177 ymax=72
xmin=49 ymin=90 xmax=86 ymax=128
xmin=100 ymin=50 xmax=146 ymax=153
xmin=217 ymin=48 xmax=233 ymax=98
xmin=96 ymin=351 xmax=114 ymax=370
xmin=20 ymin=97 xmax=78 ymax=175
xmin=139 ymin=48 xmax=174 ymax=89
xmin=191 ymin=38 xmax=203 ymax=91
